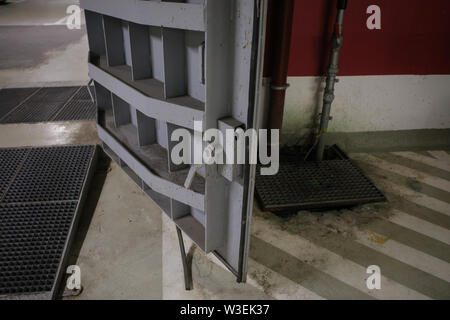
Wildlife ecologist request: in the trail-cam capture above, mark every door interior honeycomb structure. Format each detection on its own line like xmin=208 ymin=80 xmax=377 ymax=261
xmin=80 ymin=0 xmax=266 ymax=282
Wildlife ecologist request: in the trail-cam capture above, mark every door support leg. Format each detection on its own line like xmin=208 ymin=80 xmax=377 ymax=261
xmin=176 ymin=226 xmax=193 ymax=290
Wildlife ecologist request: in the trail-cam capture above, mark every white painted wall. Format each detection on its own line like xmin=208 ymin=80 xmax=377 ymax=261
xmin=276 ymin=75 xmax=450 ymax=144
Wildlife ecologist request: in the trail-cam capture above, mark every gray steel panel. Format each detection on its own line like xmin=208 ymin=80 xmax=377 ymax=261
xmin=121 ymin=161 xmax=143 ymax=188
xmin=171 ymin=198 xmax=190 ymax=221
xmin=136 ymin=110 xmax=157 ymax=147
xmin=80 ymin=0 xmax=205 ymax=32
xmin=149 ymin=27 xmax=165 ymax=82
xmin=82 ymin=0 xmax=267 ymax=281
xmin=97 ymin=55 xmax=165 ymax=100
xmin=202 ymin=0 xmax=262 ymax=273
xmin=174 ymin=215 xmax=205 ymax=251
xmin=122 ymin=22 xmax=132 ymax=67
xmin=129 ymin=22 xmax=152 ymax=81
xmin=102 ymin=107 xmax=205 ymax=195
xmin=93 ymin=81 xmax=112 ymax=111
xmin=84 ymin=10 xmax=106 ymax=57
xmin=142 ymin=182 xmax=171 ymax=217
xmin=162 ymin=28 xmax=187 ymax=99
xmin=185 ymin=31 xmax=206 ymax=102
xmin=129 ymin=105 xmax=138 ymax=127
xmin=200 ymin=0 xmax=233 ymax=255
xmin=111 ymin=93 xmax=131 ymax=127
xmin=89 ymin=63 xmax=204 ymax=130
xmin=156 ymin=120 xmax=169 ymax=149
xmin=98 ymin=125 xmax=205 ymax=211
xmin=239 ymin=0 xmax=268 ymax=282
xmin=102 ymin=15 xmax=126 ymax=67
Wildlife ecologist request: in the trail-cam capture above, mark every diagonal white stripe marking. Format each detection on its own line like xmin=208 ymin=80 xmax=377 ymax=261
xmin=356 ymin=230 xmax=450 ymax=283
xmin=428 ymin=151 xmax=450 ymax=162
xmin=370 ymin=177 xmax=450 ymax=216
xmin=387 ymin=209 xmax=450 ymax=245
xmin=252 ymin=215 xmax=430 ymax=300
xmin=247 ymin=259 xmax=326 ymax=300
xmin=351 ymin=153 xmax=450 ymax=192
xmin=207 ymin=247 xmax=325 ymax=300
xmin=392 ymin=151 xmax=450 ymax=172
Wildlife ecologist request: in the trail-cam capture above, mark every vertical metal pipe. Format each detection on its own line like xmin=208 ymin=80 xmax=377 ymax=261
xmin=315 ymin=0 xmax=347 ymax=161
xmin=267 ymin=0 xmax=295 ymax=130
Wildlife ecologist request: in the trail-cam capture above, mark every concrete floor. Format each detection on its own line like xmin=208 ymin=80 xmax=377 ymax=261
xmin=0 ymin=0 xmax=89 ymax=88
xmin=1 ymin=1 xmax=449 ymax=300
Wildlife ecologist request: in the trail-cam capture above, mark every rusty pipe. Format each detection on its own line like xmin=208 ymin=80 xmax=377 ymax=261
xmin=267 ymin=0 xmax=295 ymax=131
xmin=315 ymin=0 xmax=348 ymax=161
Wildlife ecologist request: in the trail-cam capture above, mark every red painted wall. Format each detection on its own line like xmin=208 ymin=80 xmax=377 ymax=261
xmin=266 ymin=0 xmax=450 ymax=77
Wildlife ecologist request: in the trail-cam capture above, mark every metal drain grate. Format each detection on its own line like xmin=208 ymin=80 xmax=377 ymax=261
xmin=0 ymin=148 xmax=28 ymax=200
xmin=0 ymin=145 xmax=96 ymax=299
xmin=4 ymin=145 xmax=94 ymax=203
xmin=0 ymin=86 xmax=95 ymax=124
xmin=53 ymin=100 xmax=96 ymax=121
xmin=0 ymin=101 xmax=64 ymax=124
xmin=0 ymin=88 xmax=39 ymax=120
xmin=256 ymin=159 xmax=385 ymax=211
xmin=0 ymin=201 xmax=78 ymax=297
xmin=29 ymin=87 xmax=78 ymax=102
xmin=71 ymin=86 xmax=94 ymax=101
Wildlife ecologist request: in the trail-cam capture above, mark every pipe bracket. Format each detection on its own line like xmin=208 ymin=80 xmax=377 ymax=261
xmin=270 ymin=83 xmax=290 ymax=91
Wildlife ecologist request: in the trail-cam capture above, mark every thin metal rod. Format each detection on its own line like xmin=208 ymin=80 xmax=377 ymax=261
xmin=176 ymin=226 xmax=193 ymax=291
xmin=315 ymin=7 xmax=346 ymax=161
xmin=87 ymin=79 xmax=95 ymax=103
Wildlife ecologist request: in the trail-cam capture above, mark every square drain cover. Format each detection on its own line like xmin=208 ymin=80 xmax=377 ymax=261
xmin=256 ymin=159 xmax=385 ymax=212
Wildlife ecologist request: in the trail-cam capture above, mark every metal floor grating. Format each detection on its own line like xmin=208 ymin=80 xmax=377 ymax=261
xmin=0 ymin=88 xmax=39 ymax=120
xmin=0 ymin=101 xmax=64 ymax=124
xmin=71 ymin=86 xmax=94 ymax=101
xmin=0 ymin=86 xmax=96 ymax=124
xmin=53 ymin=100 xmax=96 ymax=121
xmin=4 ymin=146 xmax=94 ymax=203
xmin=0 ymin=148 xmax=28 ymax=201
xmin=0 ymin=201 xmax=78 ymax=297
xmin=29 ymin=87 xmax=78 ymax=102
xmin=0 ymin=145 xmax=96 ymax=299
xmin=255 ymin=159 xmax=385 ymax=211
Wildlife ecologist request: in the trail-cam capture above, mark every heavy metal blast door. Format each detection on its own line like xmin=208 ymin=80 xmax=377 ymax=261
xmin=80 ymin=0 xmax=266 ymax=282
